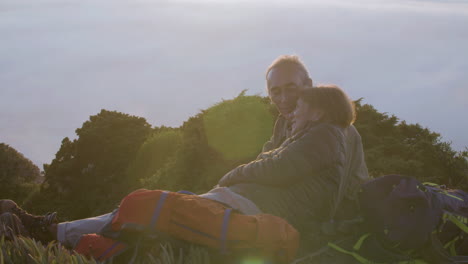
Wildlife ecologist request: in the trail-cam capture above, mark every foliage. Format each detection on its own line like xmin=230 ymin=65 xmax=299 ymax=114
xmin=2 ymin=95 xmax=468 ymax=263
xmin=128 ymin=128 xmax=183 ymax=188
xmin=202 ymin=91 xmax=275 ymax=161
xmin=0 ymin=143 xmax=41 ymax=203
xmin=25 ymin=94 xmax=274 ymax=218
xmin=15 ymin=96 xmax=468 ymax=218
xmin=148 ymin=92 xmax=274 ymax=193
xmin=354 ymin=100 xmax=468 ymax=188
xmin=28 ymin=110 xmax=153 ymax=219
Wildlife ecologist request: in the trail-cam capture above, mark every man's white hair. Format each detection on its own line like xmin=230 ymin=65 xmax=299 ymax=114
xmin=265 ymin=55 xmax=310 ymax=83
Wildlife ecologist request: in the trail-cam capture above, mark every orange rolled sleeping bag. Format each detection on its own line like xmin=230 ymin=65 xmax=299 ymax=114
xmin=111 ymin=189 xmax=300 ymax=262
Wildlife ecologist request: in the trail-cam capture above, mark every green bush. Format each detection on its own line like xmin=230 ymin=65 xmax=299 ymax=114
xmin=354 ymin=100 xmax=468 ymax=188
xmin=30 ymin=110 xmax=153 ymax=219
xmin=3 ymin=95 xmax=468 ymax=264
xmin=22 ymin=96 xmax=468 ymax=219
xmin=130 ymin=129 xmax=183 ymax=188
xmin=152 ymin=92 xmax=275 ymax=193
xmin=0 ymin=143 xmax=41 ymax=204
xmin=202 ymin=91 xmax=275 ymax=161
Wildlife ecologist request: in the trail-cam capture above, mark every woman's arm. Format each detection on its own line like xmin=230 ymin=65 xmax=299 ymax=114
xmin=218 ymin=124 xmax=345 ymax=187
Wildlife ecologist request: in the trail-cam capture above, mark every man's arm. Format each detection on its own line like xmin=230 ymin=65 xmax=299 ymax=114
xmin=218 ymin=124 xmax=345 ymax=187
xmin=347 ymin=125 xmax=370 ymax=182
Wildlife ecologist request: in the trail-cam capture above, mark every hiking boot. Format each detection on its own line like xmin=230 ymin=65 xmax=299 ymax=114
xmin=0 ymin=199 xmax=58 ymax=244
xmin=27 ymin=212 xmax=58 ymax=244
xmin=0 ymin=212 xmax=29 ymax=240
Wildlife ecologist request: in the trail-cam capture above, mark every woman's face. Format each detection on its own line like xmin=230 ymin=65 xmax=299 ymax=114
xmin=291 ymin=99 xmax=322 ymax=134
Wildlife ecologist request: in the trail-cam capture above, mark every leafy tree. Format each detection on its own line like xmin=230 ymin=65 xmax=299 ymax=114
xmin=150 ymin=113 xmax=227 ymax=193
xmin=32 ymin=110 xmax=152 ymax=219
xmin=22 ymin=96 xmax=467 ymax=220
xmin=354 ymin=100 xmax=468 ymax=188
xmin=0 ymin=143 xmax=41 ymax=203
xmin=202 ymin=91 xmax=275 ymax=161
xmin=151 ymin=92 xmax=275 ymax=193
xmin=128 ymin=128 xmax=183 ymax=187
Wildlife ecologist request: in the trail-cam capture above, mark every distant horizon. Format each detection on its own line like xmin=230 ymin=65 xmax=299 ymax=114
xmin=1 ymin=0 xmax=467 ymax=167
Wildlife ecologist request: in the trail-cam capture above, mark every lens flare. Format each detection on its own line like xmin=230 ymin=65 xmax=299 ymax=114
xmin=240 ymin=258 xmax=267 ymax=264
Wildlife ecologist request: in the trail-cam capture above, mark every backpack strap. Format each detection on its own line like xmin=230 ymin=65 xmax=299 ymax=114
xmin=327 ymin=234 xmax=373 ymax=264
xmin=149 ymin=191 xmax=169 ymax=229
xmin=327 ymin=234 xmax=426 ymax=264
xmin=443 ymin=212 xmax=468 ymax=234
xmin=425 ymin=232 xmax=468 ymax=264
xmin=220 ymin=208 xmax=232 ymax=254
xmin=424 ymin=182 xmax=464 ymax=201
xmin=177 ymin=190 xmax=196 ymax=195
xmin=417 ymin=209 xmax=468 ymax=263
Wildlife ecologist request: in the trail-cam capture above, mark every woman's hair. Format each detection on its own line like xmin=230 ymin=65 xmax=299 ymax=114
xmin=299 ymin=85 xmax=356 ymax=127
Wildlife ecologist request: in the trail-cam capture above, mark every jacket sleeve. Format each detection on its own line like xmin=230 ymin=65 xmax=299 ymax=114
xmin=218 ymin=124 xmax=345 ymax=187
xmin=258 ymin=116 xmax=288 ymax=155
xmin=342 ymin=125 xmax=370 ymax=199
xmin=347 ymin=125 xmax=369 ymax=182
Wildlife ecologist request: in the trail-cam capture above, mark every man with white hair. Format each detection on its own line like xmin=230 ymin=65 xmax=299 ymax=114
xmin=0 ymin=55 xmax=370 ymax=260
xmin=262 ymin=55 xmax=313 ymax=151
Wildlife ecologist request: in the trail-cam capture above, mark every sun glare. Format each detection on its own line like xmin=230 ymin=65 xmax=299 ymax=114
xmin=240 ymin=258 xmax=267 ymax=264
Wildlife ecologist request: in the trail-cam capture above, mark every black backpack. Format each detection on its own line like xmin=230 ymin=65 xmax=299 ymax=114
xmin=353 ymin=174 xmax=468 ymax=263
xmin=310 ymin=175 xmax=468 ymax=264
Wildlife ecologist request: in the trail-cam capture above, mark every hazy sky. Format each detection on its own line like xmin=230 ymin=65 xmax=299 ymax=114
xmin=1 ymin=0 xmax=467 ymax=168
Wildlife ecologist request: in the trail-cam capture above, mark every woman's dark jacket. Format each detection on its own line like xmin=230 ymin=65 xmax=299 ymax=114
xmin=218 ymin=122 xmax=354 ymax=246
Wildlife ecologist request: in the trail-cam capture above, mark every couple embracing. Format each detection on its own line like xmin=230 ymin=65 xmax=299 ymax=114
xmin=0 ymin=55 xmax=370 ymax=262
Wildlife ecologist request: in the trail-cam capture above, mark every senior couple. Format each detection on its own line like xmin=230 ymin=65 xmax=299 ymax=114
xmin=0 ymin=55 xmax=369 ymax=258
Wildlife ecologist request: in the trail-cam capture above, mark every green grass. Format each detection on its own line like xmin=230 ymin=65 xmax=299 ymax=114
xmin=0 ymin=236 xmax=213 ymax=264
xmin=0 ymin=236 xmax=97 ymax=264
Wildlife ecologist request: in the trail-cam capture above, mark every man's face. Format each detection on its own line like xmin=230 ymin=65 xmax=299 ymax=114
xmin=267 ymin=65 xmax=310 ymax=119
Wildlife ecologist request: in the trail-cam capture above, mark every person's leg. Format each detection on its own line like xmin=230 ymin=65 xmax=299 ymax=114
xmin=0 ymin=212 xmax=29 ymax=240
xmin=0 ymin=200 xmax=17 ymax=214
xmin=0 ymin=199 xmax=114 ymax=248
xmin=1 ymin=189 xmax=261 ymax=248
xmin=56 ymin=212 xmax=116 ymax=248
xmin=0 ymin=199 xmax=57 ymax=243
